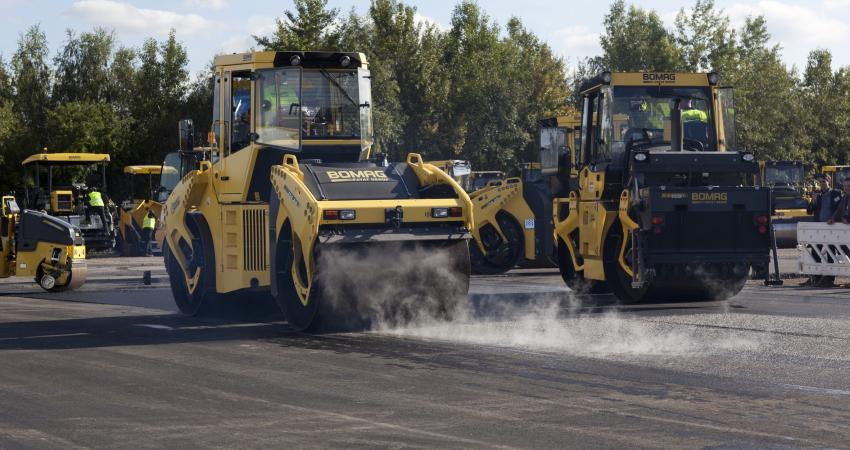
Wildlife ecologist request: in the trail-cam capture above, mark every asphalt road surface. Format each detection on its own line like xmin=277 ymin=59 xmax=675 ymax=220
xmin=1 ymin=255 xmax=850 ymax=448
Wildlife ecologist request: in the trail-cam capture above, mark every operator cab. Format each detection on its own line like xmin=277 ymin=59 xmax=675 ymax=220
xmin=542 ymin=72 xmax=751 ymax=190
xmin=206 ymin=51 xmax=374 ymax=203
xmin=214 ymin=51 xmax=373 ymax=160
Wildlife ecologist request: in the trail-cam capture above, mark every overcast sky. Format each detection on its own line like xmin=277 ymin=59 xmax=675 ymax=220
xmin=0 ymin=0 xmax=848 ymax=76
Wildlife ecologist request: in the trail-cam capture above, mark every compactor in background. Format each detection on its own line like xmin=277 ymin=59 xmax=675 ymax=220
xmin=21 ymin=153 xmax=118 ymax=252
xmin=163 ymin=51 xmax=473 ymax=331
xmin=550 ymin=71 xmax=772 ymax=303
xmin=1 ymin=195 xmax=86 ymax=291
xmin=433 ymin=115 xmax=583 ymax=274
xmin=758 ymin=160 xmax=811 ymax=247
xmin=822 ymin=165 xmax=850 ymax=188
xmin=117 ymin=165 xmax=172 ymax=256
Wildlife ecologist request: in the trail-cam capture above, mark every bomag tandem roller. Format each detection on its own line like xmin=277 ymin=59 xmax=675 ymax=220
xmin=1 ymin=195 xmax=87 ymax=291
xmin=550 ymin=72 xmax=771 ymax=303
xmin=162 ymin=51 xmax=473 ymax=331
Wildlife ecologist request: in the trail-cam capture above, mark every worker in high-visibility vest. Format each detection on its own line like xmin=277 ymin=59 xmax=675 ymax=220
xmin=85 ymin=188 xmax=108 ymax=231
xmin=142 ymin=210 xmax=156 ymax=256
xmin=681 ymin=108 xmax=708 ymax=122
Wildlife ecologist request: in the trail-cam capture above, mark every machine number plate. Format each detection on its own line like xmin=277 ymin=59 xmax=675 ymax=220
xmin=524 ymin=218 xmax=535 ymax=229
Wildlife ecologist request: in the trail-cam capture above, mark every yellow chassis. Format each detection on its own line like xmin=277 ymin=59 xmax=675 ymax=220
xmin=468 ymin=178 xmax=535 ymax=260
xmin=164 ymin=153 xmax=473 ymax=299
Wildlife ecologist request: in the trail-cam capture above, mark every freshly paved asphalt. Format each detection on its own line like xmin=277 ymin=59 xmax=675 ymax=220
xmin=1 ymin=254 xmax=849 ymax=448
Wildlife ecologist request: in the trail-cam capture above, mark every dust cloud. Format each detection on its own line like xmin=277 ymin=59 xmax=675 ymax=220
xmin=315 ymin=242 xmax=761 ymax=357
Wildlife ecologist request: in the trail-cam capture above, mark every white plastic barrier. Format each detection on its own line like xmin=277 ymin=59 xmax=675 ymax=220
xmin=798 ymin=222 xmax=850 ymax=276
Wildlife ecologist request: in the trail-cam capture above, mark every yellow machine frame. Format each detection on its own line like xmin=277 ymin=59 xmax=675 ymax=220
xmin=118 ymin=165 xmax=170 ymax=255
xmin=1 ymin=195 xmax=86 ymax=291
xmin=553 ymin=72 xmax=729 ymax=284
xmin=163 ymin=52 xmax=473 ymax=318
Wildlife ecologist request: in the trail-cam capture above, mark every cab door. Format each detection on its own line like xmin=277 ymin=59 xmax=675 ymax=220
xmin=214 ymin=70 xmax=255 ymax=200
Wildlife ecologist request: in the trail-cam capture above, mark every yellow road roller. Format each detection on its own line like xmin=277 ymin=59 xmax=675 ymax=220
xmin=1 ymin=195 xmax=87 ymax=291
xmin=162 ymin=51 xmax=473 ymax=330
xmin=550 ymin=71 xmax=772 ymax=302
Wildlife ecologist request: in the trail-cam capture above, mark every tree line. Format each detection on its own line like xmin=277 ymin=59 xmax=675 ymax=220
xmin=0 ymin=0 xmax=846 ymax=196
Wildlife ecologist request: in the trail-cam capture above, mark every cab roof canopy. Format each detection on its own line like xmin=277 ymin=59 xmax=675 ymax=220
xmin=214 ymin=51 xmax=367 ymax=69
xmin=539 ymin=115 xmax=581 ymax=129
xmin=579 ymin=71 xmax=717 ymax=94
xmin=22 ymin=153 xmax=111 ymax=166
xmin=123 ymin=165 xmax=164 ymax=175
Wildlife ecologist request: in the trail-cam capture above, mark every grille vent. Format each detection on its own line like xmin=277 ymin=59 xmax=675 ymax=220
xmin=242 ymin=208 xmax=268 ymax=271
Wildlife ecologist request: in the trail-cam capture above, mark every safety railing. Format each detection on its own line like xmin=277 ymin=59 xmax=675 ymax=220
xmin=798 ymin=222 xmax=850 ymax=276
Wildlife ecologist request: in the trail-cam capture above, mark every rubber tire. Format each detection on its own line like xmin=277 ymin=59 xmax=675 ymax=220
xmin=470 ymin=212 xmax=524 ymax=275
xmin=557 ymin=239 xmax=606 ymax=294
xmin=163 ymin=240 xmax=215 ymax=316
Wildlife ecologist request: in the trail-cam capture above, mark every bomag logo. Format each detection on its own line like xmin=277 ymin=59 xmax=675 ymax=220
xmin=643 ymin=73 xmax=676 ymax=83
xmin=326 ymin=170 xmax=390 ymax=182
xmin=691 ymin=192 xmax=728 ymax=203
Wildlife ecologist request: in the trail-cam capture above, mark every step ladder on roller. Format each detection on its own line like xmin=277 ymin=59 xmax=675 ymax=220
xmin=798 ymin=222 xmax=850 ymax=276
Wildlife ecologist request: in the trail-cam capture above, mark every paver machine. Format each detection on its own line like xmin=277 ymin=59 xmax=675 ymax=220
xmin=549 ymin=72 xmax=773 ymax=302
xmin=1 ymin=195 xmax=87 ymax=291
xmin=117 ymin=165 xmax=173 ymax=256
xmin=162 ymin=51 xmax=473 ymax=330
xmin=21 ymin=153 xmax=118 ymax=252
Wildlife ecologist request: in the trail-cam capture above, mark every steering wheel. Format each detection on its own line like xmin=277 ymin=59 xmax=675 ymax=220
xmin=682 ymin=138 xmax=705 ymax=152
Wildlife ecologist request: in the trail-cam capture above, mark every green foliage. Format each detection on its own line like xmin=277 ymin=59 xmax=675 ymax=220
xmin=597 ymin=1 xmax=845 ymax=166
xmin=255 ymin=0 xmax=341 ymax=50
xmin=4 ymin=0 xmax=850 ymax=197
xmin=251 ymin=0 xmax=568 ymax=170
xmin=11 ymin=25 xmax=51 ymax=146
xmin=0 ymin=27 xmax=193 ymax=195
xmin=52 ymin=28 xmax=115 ymax=103
xmin=599 ymin=0 xmax=680 ymax=71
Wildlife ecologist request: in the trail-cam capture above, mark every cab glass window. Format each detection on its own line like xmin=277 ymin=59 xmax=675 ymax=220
xmin=539 ymin=126 xmax=567 ymax=175
xmin=256 ymin=68 xmax=301 ymax=149
xmin=229 ymin=72 xmax=252 ymax=153
xmin=608 ymin=86 xmax=715 ymax=156
xmin=301 ymin=70 xmax=361 ymax=138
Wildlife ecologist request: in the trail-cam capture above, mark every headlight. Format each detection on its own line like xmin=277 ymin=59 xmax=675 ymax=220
xmin=431 ymin=208 xmax=449 ymax=218
xmin=323 ymin=209 xmax=356 ymax=220
xmin=708 ymin=72 xmax=719 ymax=85
xmin=634 ymin=152 xmax=648 ymax=162
xmin=741 ymin=153 xmax=755 ymax=162
xmin=289 ymin=54 xmax=301 ymax=66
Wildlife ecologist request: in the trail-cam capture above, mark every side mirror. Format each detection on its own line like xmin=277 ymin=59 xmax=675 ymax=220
xmin=178 ymin=119 xmax=194 ymax=152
